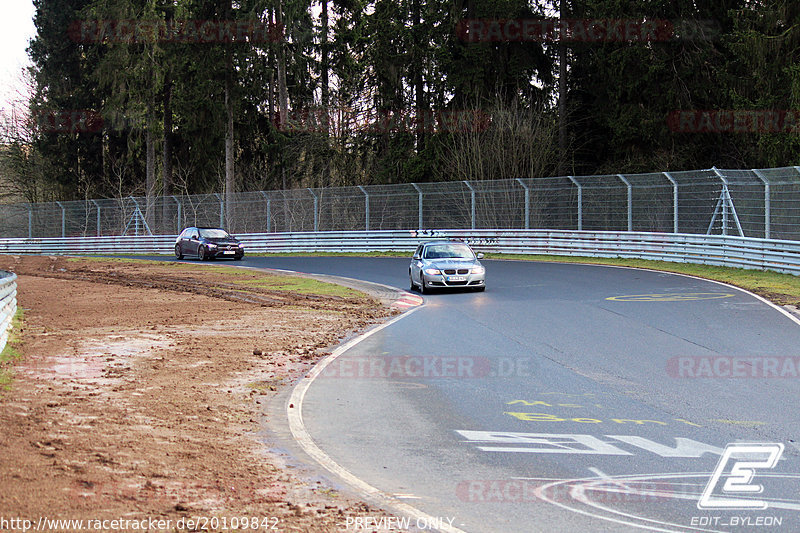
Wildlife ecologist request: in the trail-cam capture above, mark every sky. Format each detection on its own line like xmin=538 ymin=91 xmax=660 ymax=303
xmin=0 ymin=0 xmax=36 ymax=112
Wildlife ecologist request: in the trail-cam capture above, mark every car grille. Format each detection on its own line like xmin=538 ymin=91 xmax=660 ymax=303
xmin=443 ymin=269 xmax=470 ymax=275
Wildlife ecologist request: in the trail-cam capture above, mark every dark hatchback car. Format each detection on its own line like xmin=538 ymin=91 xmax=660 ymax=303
xmin=175 ymin=227 xmax=244 ymax=260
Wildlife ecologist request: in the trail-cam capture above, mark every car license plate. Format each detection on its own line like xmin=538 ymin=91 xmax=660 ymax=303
xmin=223 ymin=250 xmax=235 ymax=254
xmin=448 ymin=276 xmax=466 ymax=282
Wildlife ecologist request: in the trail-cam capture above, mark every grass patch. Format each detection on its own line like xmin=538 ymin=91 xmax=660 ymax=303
xmin=67 ymin=256 xmax=157 ymax=264
xmin=230 ymin=277 xmax=364 ymax=298
xmin=484 ymin=253 xmax=800 ymax=306
xmin=73 ymin=256 xmax=367 ymax=299
xmin=0 ymin=308 xmax=25 ymax=391
xmin=247 ymin=251 xmax=406 ymax=258
xmin=246 ymin=377 xmax=285 ymax=393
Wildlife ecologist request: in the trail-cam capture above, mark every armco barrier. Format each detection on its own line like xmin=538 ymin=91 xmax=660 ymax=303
xmin=1 ymin=230 xmax=800 ymax=275
xmin=0 ymin=270 xmax=18 ymax=355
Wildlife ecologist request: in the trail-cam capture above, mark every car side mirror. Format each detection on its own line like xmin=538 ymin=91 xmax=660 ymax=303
xmin=413 ymin=254 xmax=420 ymax=260
xmin=476 ymin=252 xmax=484 ymax=259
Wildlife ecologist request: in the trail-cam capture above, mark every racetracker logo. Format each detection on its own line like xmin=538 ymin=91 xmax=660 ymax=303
xmin=319 ymin=356 xmax=532 ymax=379
xmin=667 ymin=110 xmax=800 ymax=133
xmin=33 ymin=110 xmax=143 ymax=134
xmin=456 ymin=479 xmax=677 ymax=503
xmin=68 ymin=19 xmax=284 ymax=44
xmin=456 ymin=18 xmax=718 ymax=43
xmin=273 ymin=107 xmax=491 ymax=134
xmin=667 ymin=356 xmax=800 ymax=378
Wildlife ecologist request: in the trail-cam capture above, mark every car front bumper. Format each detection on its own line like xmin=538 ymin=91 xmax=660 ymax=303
xmin=422 ymin=272 xmax=485 ymax=288
xmin=206 ymin=247 xmax=244 ymax=258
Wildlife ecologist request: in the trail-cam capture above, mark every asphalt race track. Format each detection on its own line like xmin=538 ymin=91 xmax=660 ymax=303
xmin=168 ymin=255 xmax=800 ymax=532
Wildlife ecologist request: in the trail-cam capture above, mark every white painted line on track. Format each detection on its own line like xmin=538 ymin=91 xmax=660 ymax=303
xmin=286 ymin=298 xmax=466 ymax=532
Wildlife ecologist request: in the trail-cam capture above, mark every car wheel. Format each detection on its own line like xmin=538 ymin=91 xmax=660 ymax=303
xmin=419 ymin=277 xmax=427 ymax=294
xmin=198 ymin=245 xmax=206 ymax=260
xmin=175 ymin=244 xmax=183 ymax=259
xmin=234 ymin=254 xmax=243 ymax=261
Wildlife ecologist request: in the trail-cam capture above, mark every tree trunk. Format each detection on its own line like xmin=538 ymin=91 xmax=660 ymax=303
xmin=162 ymin=74 xmax=173 ymax=231
xmin=412 ymin=0 xmax=424 ymax=153
xmin=225 ymin=51 xmax=235 ymax=230
xmin=558 ymin=0 xmax=567 ymax=176
xmin=277 ymin=0 xmax=290 ymax=231
xmin=320 ymin=0 xmax=330 ymax=185
xmin=145 ymin=99 xmax=156 ymax=232
xmin=321 ymin=0 xmax=329 ymax=111
xmin=277 ymin=0 xmax=289 ymax=130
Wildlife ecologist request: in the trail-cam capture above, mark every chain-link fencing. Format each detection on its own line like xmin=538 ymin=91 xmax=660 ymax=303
xmin=3 ymin=166 xmax=800 ymax=241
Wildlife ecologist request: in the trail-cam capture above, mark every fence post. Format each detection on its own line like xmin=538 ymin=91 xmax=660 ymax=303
xmin=412 ymin=183 xmax=423 ymax=229
xmin=56 ymin=201 xmax=65 ymax=238
xmin=464 ymin=181 xmax=476 ymax=229
xmin=516 ymin=178 xmax=530 ymax=230
xmin=752 ymin=169 xmax=770 ymax=239
xmin=27 ymin=205 xmax=32 ymax=239
xmin=171 ymin=196 xmax=182 ymax=234
xmin=617 ymin=174 xmax=633 ymax=231
xmin=358 ymin=186 xmax=370 ymax=231
xmin=260 ymin=191 xmax=271 ymax=233
xmin=214 ymin=193 xmax=224 ymax=228
xmin=568 ymin=176 xmax=582 ymax=230
xmin=662 ymin=172 xmax=678 ymax=233
xmin=308 ymin=188 xmax=319 ymax=232
xmin=90 ymin=199 xmax=101 ymax=236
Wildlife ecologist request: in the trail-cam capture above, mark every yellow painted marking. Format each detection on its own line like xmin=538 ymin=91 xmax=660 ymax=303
xmin=610 ymin=419 xmax=667 ymax=426
xmin=710 ymin=419 xmax=766 ymax=427
xmin=540 ymin=392 xmax=597 ymax=397
xmin=674 ymin=418 xmax=702 ymax=427
xmin=606 ymin=292 xmax=735 ymax=302
xmin=505 ymin=412 xmax=701 ymax=427
xmin=506 ymin=400 xmax=592 ymax=408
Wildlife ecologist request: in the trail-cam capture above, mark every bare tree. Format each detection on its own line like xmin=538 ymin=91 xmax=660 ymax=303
xmin=436 ymin=98 xmax=559 ymax=183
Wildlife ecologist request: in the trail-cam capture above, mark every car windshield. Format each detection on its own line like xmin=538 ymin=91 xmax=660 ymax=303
xmin=423 ymin=244 xmax=474 ymax=259
xmin=199 ymin=228 xmax=231 ymax=239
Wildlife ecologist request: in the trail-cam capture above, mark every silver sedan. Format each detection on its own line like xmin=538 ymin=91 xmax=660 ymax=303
xmin=409 ymin=240 xmax=486 ymax=293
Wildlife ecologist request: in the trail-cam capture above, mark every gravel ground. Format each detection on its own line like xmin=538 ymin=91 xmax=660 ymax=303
xmin=0 ymin=255 xmax=409 ymax=532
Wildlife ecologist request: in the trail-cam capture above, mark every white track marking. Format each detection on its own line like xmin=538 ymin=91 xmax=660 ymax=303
xmin=287 ymin=305 xmax=467 ymax=533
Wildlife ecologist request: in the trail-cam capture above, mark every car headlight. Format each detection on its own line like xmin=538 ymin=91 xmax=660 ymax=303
xmin=471 ymin=266 xmax=485 ymax=274
xmin=424 ymin=268 xmax=441 ymax=275
xmin=207 ymin=243 xmax=217 ymax=248
xmin=237 ymin=243 xmax=244 ymax=248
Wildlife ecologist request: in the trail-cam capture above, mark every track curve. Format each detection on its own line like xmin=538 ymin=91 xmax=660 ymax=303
xmin=157 ymin=255 xmax=800 ymax=531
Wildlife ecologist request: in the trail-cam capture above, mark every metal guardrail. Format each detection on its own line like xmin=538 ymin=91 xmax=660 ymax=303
xmin=1 ymin=230 xmax=800 ymax=275
xmin=0 ymin=270 xmax=18 ymax=355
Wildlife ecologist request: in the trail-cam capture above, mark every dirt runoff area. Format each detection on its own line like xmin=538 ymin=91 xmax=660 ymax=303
xmin=0 ymin=255 xmax=408 ymax=532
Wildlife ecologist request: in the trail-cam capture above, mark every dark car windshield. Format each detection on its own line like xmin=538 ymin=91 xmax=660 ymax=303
xmin=423 ymin=244 xmax=474 ymax=259
xmin=199 ymin=228 xmax=232 ymax=239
